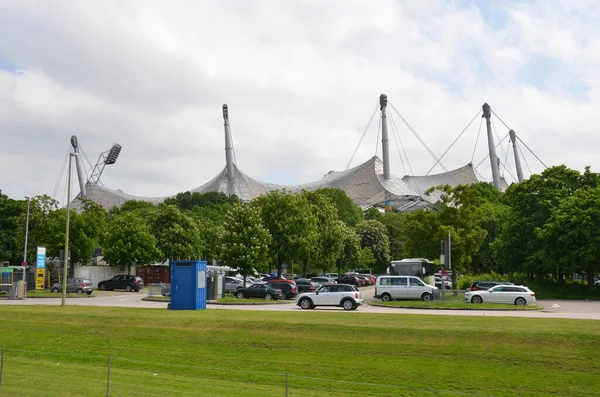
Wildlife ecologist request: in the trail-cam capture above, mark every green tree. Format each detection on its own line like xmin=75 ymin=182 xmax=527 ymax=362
xmin=378 ymin=212 xmax=407 ymax=260
xmin=314 ymin=188 xmax=363 ymax=227
xmin=355 ymin=219 xmax=390 ymax=272
xmin=103 ymin=212 xmax=161 ymax=273
xmin=299 ymin=191 xmax=344 ymax=276
xmin=150 ymin=204 xmax=202 ymax=261
xmin=537 ymin=186 xmax=600 ymax=292
xmin=252 ymin=190 xmax=318 ymax=277
xmin=219 ymin=203 xmax=271 ymax=285
xmin=336 ymin=226 xmax=361 ymax=274
xmin=357 ymin=247 xmax=376 ymax=269
xmin=0 ymin=192 xmax=24 ymax=263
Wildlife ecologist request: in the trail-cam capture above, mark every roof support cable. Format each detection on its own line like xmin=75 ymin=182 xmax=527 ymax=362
xmin=492 ymin=118 xmax=510 ymax=174
xmin=374 ymin=117 xmax=382 ymax=157
xmin=347 ymin=102 xmax=379 ymax=170
xmin=475 ymin=132 xmax=510 ymax=169
xmin=388 ymin=110 xmax=410 ymax=176
xmin=470 ymin=117 xmax=484 ymax=164
xmin=52 ymin=146 xmax=70 ymax=201
xmin=516 ymin=135 xmax=547 ymax=169
xmin=517 ymin=144 xmax=533 ymax=175
xmin=424 ymin=108 xmax=482 ymax=175
xmin=499 ymin=155 xmax=517 ymax=184
xmin=388 ymin=102 xmax=447 ymax=172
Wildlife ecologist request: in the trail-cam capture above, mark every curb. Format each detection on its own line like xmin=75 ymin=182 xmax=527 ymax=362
xmin=368 ymin=302 xmax=543 ymax=311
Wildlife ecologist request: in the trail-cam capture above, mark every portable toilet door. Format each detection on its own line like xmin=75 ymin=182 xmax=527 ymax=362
xmin=170 ymin=260 xmax=207 ymax=310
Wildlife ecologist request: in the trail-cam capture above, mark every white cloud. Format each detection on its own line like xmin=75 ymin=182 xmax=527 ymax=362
xmin=0 ymin=0 xmax=599 ymax=203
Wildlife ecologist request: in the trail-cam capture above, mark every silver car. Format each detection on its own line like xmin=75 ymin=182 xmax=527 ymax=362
xmin=52 ymin=278 xmax=94 ymax=295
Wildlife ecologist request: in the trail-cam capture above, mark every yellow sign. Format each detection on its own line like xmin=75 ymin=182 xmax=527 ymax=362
xmin=36 ymin=269 xmax=45 ymax=290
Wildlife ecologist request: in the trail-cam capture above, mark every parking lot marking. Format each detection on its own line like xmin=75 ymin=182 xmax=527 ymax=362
xmin=551 ymin=304 xmax=560 ymax=308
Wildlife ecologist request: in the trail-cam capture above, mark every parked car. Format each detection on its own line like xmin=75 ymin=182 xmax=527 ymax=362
xmin=434 ymin=277 xmax=453 ymax=289
xmin=336 ymin=275 xmax=361 ymax=287
xmin=356 ymin=275 xmax=371 ymax=286
xmin=233 ymin=283 xmax=283 ymax=300
xmin=374 ymin=275 xmax=438 ymax=301
xmin=98 ymin=275 xmax=144 ymax=292
xmin=296 ymin=284 xmax=363 ymax=311
xmin=467 ymin=281 xmax=513 ymax=291
xmin=51 ymin=278 xmax=93 ymax=295
xmin=310 ymin=276 xmax=336 ymax=286
xmin=359 ymin=274 xmax=376 ymax=285
xmin=294 ymin=278 xmax=319 ymax=293
xmin=267 ymin=281 xmax=298 ymax=299
xmin=262 ymin=275 xmax=287 ymax=282
xmin=465 ymin=285 xmax=536 ymax=306
xmin=224 ymin=276 xmax=246 ymax=293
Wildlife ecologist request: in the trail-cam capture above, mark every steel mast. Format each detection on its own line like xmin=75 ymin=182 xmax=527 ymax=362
xmin=380 ymin=94 xmax=390 ymax=180
xmin=482 ymin=103 xmax=502 ymax=190
xmin=222 ymin=104 xmax=235 ymax=197
xmin=509 ymin=129 xmax=524 ymax=183
xmin=70 ymin=136 xmax=87 ymax=197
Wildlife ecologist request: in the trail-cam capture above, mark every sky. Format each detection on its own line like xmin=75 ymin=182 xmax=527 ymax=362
xmin=0 ymin=0 xmax=598 ymax=205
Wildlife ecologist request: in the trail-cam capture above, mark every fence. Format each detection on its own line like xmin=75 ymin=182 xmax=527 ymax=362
xmin=146 ymin=283 xmax=169 ymax=297
xmin=432 ymin=289 xmax=466 ymax=302
xmin=0 ymin=347 xmax=494 ymax=397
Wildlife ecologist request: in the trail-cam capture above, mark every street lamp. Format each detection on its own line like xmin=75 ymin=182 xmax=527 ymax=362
xmin=22 ymin=196 xmax=31 ymax=298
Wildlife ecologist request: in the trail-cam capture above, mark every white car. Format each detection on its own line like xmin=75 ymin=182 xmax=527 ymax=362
xmin=296 ymin=284 xmax=363 ymax=311
xmin=465 ymin=285 xmax=536 ymax=306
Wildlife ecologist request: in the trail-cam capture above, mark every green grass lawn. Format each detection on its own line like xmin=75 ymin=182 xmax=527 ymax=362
xmin=23 ymin=290 xmax=95 ymax=298
xmin=0 ymin=306 xmax=598 ymax=397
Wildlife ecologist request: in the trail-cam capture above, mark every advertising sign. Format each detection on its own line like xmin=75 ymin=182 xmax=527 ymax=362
xmin=36 ymin=247 xmax=46 ymax=269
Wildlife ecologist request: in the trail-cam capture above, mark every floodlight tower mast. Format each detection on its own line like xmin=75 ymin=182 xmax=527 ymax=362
xmin=70 ymin=136 xmax=87 ymax=197
xmin=380 ymin=94 xmax=390 ymax=180
xmin=223 ymin=104 xmax=235 ymax=197
xmin=482 ymin=103 xmax=502 ymax=190
xmin=89 ymin=143 xmax=122 ymax=185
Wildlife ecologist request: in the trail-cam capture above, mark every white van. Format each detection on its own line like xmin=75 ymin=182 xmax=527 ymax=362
xmin=374 ymin=276 xmax=438 ymax=302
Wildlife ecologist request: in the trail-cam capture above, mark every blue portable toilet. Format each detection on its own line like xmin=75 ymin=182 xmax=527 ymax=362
xmin=170 ymin=260 xmax=207 ymax=310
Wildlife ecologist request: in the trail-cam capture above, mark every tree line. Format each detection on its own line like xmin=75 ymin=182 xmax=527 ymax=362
xmin=1 ymin=164 xmax=599 ymax=291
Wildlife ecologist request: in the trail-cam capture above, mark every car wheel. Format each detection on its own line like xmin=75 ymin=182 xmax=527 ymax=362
xmin=125 ymin=285 xmax=133 ymax=292
xmin=471 ymin=295 xmax=483 ymax=304
xmin=236 ymin=291 xmax=244 ymax=299
xmin=342 ymin=299 xmax=355 ymax=311
xmin=515 ymin=297 xmax=526 ymax=306
xmin=421 ymin=292 xmax=432 ymax=301
xmin=265 ymin=293 xmax=273 ymax=300
xmin=76 ymin=289 xmax=83 ymax=295
xmin=99 ymin=284 xmax=107 ymax=291
xmin=51 ymin=287 xmax=59 ymax=293
xmin=299 ymin=298 xmax=313 ymax=310
xmin=381 ymin=293 xmax=392 ymax=302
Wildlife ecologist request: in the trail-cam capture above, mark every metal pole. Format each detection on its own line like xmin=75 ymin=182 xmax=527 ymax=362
xmin=223 ymin=104 xmax=235 ymax=197
xmin=0 ymin=346 xmax=5 ymax=396
xmin=285 ymin=373 xmax=288 ymax=397
xmin=380 ymin=94 xmax=390 ymax=180
xmin=62 ymin=153 xmax=74 ymax=307
xmin=509 ymin=129 xmax=524 ymax=183
xmin=22 ymin=197 xmax=31 ymax=298
xmin=106 ymin=356 xmax=111 ymax=397
xmin=482 ymin=103 xmax=501 ymax=190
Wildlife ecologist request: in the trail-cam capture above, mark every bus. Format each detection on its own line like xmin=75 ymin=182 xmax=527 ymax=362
xmin=387 ymin=258 xmax=435 ymax=279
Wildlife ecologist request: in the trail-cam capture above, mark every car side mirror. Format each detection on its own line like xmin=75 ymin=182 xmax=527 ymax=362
xmin=315 ymin=291 xmax=319 ymax=295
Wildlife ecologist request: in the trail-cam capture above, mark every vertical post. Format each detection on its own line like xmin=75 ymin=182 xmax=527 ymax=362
xmin=482 ymin=103 xmax=501 ymax=190
xmin=0 ymin=346 xmax=5 ymax=396
xmin=62 ymin=153 xmax=74 ymax=307
xmin=380 ymin=94 xmax=390 ymax=180
xmin=285 ymin=373 xmax=288 ymax=397
xmin=509 ymin=129 xmax=524 ymax=183
xmin=22 ymin=197 xmax=31 ymax=298
xmin=106 ymin=356 xmax=111 ymax=397
xmin=222 ymin=104 xmax=235 ymax=197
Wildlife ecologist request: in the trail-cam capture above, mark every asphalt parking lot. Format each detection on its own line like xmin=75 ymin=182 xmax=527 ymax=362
xmin=2 ymin=288 xmax=599 ymax=319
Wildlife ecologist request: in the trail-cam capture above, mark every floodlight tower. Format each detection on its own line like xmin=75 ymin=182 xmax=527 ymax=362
xmin=89 ymin=143 xmax=122 ymax=185
xmin=70 ymin=136 xmax=87 ymax=197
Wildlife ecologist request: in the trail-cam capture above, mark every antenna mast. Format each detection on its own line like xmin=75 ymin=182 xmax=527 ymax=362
xmin=482 ymin=103 xmax=501 ymax=190
xmin=223 ymin=104 xmax=235 ymax=196
xmin=380 ymin=94 xmax=390 ymax=180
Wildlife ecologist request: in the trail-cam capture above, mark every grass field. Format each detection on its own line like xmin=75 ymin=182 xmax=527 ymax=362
xmin=1 ymin=306 xmax=598 ymax=397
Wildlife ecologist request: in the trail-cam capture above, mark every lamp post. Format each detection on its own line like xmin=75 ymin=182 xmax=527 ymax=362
xmin=22 ymin=196 xmax=31 ymax=298
xmin=62 ymin=153 xmax=76 ymax=307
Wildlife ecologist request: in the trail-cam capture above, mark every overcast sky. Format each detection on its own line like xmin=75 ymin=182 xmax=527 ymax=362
xmin=0 ymin=0 xmax=597 ymax=204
